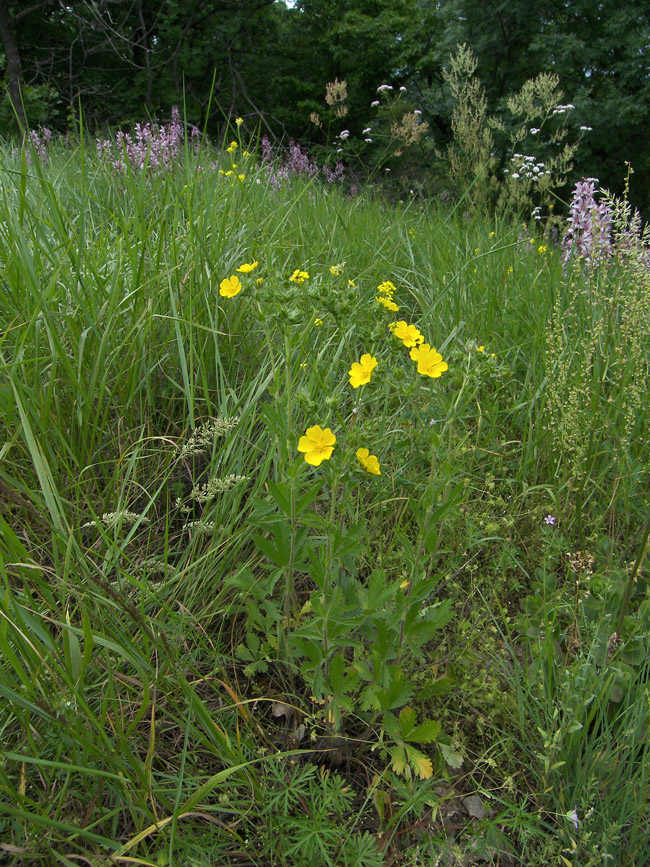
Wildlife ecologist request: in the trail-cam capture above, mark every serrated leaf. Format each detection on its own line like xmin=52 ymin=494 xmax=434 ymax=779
xmin=406 ymin=745 xmax=433 ymax=780
xmin=267 ymin=480 xmax=291 ymax=516
xmin=391 ymin=745 xmax=408 ymax=776
xmin=328 ymin=652 xmax=346 ymax=693
xmin=296 ymin=482 xmax=323 ymax=515
xmin=398 ymin=706 xmax=417 ymax=738
xmin=408 ymin=719 xmax=441 ymax=744
xmin=439 ymin=741 xmax=464 ymax=769
xmin=381 ymin=672 xmax=414 ymax=711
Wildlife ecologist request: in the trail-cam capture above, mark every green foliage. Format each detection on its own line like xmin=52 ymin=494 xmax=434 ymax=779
xmin=0 ymin=132 xmax=648 ymax=864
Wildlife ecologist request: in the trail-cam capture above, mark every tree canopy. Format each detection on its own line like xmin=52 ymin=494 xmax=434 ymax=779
xmin=1 ymin=0 xmax=649 ymax=208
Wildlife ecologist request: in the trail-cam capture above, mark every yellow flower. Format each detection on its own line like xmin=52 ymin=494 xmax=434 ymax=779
xmin=219 ymin=275 xmax=242 ymax=298
xmin=313 ymin=318 xmax=323 ymax=327
xmin=390 ymin=320 xmax=424 ymax=348
xmin=235 ymin=117 xmax=243 ymax=126
xmin=329 ymin=263 xmax=345 ymax=276
xmin=489 ymin=231 xmax=495 ymax=238
xmin=348 ymin=353 xmax=378 ymax=388
xmin=348 ymin=279 xmax=356 ymax=288
xmin=376 ymin=295 xmax=399 ymax=312
xmin=256 ymin=277 xmax=264 ymax=285
xmin=238 ymin=174 xmax=245 ymax=181
xmin=409 ymin=344 xmax=448 ymax=378
xmin=243 ymin=150 xmax=251 ymax=157
xmin=298 ymin=425 xmax=336 ymax=466
xmin=237 ymin=261 xmax=258 ymax=273
xmin=538 ymin=244 xmax=547 ymax=254
xmin=290 ymin=269 xmax=310 ymax=284
xmin=477 ymin=345 xmax=485 ymax=352
xmin=377 ymin=280 xmax=397 ymax=296
xmin=226 ymin=141 xmax=238 ymax=153
xmin=356 ymin=447 xmax=381 ymax=475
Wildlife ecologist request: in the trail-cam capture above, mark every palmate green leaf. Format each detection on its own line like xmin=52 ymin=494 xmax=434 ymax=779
xmin=398 ymin=705 xmax=417 ymax=738
xmin=266 ymin=479 xmax=291 ymax=515
xmin=391 ymin=744 xmax=408 ymax=776
xmin=331 ymin=519 xmax=367 ymax=560
xmin=378 ymin=671 xmax=415 ymax=712
xmin=439 ymin=741 xmax=465 ymax=769
xmin=405 ymin=745 xmax=433 ymax=780
xmin=408 ymin=719 xmax=441 ymax=745
xmin=327 ymin=651 xmax=360 ymax=695
xmin=253 ymin=523 xmax=295 ymax=567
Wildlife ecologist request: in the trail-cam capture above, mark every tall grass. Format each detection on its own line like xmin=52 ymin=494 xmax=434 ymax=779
xmin=0 ymin=132 xmax=648 ymax=865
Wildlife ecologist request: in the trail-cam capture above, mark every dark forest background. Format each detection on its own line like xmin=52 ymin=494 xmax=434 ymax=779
xmin=1 ymin=0 xmax=649 ymax=210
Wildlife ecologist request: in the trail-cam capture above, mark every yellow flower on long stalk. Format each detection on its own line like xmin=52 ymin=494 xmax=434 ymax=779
xmin=219 ymin=275 xmax=242 ymax=297
xmin=390 ymin=320 xmax=424 ymax=348
xmin=356 ymin=448 xmax=381 ymax=475
xmin=297 ymin=425 xmax=336 ymax=466
xmin=236 ymin=261 xmax=258 ymax=273
xmin=409 ymin=344 xmax=448 ymax=378
xmin=348 ymin=353 xmax=378 ymax=388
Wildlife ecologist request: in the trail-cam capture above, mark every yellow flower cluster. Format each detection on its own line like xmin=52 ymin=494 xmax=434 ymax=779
xmin=390 ymin=320 xmax=424 ymax=348
xmin=297 ymin=425 xmax=381 ymax=475
xmin=375 ymin=280 xmax=399 ymax=312
xmin=329 ymin=262 xmax=345 ymax=276
xmin=295 ymin=273 xmax=449 ymax=473
xmin=356 ymin=448 xmax=381 ymax=475
xmin=219 ymin=261 xmax=259 ymax=298
xmin=290 ymin=269 xmax=310 ymax=284
xmin=389 ymin=319 xmax=448 ymax=379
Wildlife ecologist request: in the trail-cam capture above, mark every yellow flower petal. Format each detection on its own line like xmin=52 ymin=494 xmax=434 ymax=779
xmin=219 ymin=275 xmax=242 ymax=297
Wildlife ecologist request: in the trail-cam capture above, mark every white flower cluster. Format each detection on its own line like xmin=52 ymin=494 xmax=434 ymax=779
xmin=82 ymin=510 xmax=150 ymax=529
xmin=190 ymin=473 xmax=248 ymax=505
xmin=505 ymin=154 xmax=551 ymax=181
xmin=580 ymin=125 xmax=593 ymax=131
xmin=552 ymin=103 xmax=575 ymax=116
xmin=377 ymin=84 xmax=393 ymax=92
xmin=179 ymin=417 xmax=239 ymax=459
xmin=182 ymin=519 xmax=215 ymax=534
xmin=338 ymin=130 xmax=350 ymax=141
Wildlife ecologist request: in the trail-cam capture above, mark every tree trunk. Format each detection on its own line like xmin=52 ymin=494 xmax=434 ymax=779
xmin=0 ymin=0 xmax=27 ymax=133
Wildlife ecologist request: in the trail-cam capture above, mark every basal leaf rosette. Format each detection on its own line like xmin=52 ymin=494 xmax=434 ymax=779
xmin=298 ymin=425 xmax=336 ymax=466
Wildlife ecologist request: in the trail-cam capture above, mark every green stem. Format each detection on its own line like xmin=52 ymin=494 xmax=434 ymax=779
xmin=617 ymin=511 xmax=650 ymax=635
